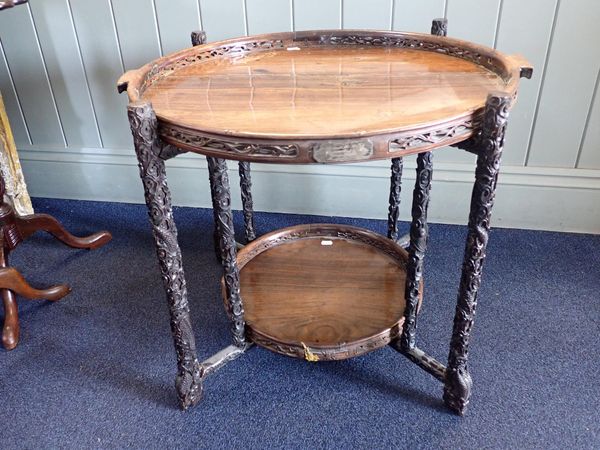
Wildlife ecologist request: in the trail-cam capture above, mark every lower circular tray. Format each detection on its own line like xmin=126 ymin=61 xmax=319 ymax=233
xmin=229 ymin=223 xmax=422 ymax=361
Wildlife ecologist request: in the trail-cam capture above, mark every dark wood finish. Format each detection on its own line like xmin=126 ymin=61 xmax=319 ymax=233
xmin=397 ymin=18 xmax=444 ymax=352
xmin=386 ymin=19 xmax=446 ymax=248
xmin=399 ymin=151 xmax=433 ymax=352
xmin=206 ymin=155 xmax=223 ymax=263
xmin=0 ymin=175 xmax=111 ymax=350
xmin=387 ymin=157 xmax=403 ymax=242
xmin=127 ymin=101 xmax=204 ymax=409
xmin=238 ymin=161 xmax=256 ymax=243
xmin=190 ymin=30 xmax=207 ymax=46
xmin=390 ymin=344 xmax=447 ymax=381
xmin=431 ymin=18 xmax=448 ymax=37
xmin=119 ymin=27 xmax=532 ymax=414
xmin=118 ymin=30 xmax=530 ymax=164
xmin=443 ymin=92 xmax=511 ymax=416
xmin=206 ymin=156 xmax=248 ymax=349
xmin=230 ymin=223 xmax=422 ymax=361
xmin=0 ymin=265 xmax=70 ymax=302
xmin=1 ymin=238 xmax=19 ymax=350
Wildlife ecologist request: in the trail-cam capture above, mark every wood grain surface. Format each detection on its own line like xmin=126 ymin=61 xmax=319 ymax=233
xmin=117 ymin=30 xmax=530 ymax=163
xmin=232 ymin=223 xmax=421 ymax=360
xmin=143 ymin=45 xmax=506 ymax=139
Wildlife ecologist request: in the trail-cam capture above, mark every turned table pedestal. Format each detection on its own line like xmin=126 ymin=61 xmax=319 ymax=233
xmin=118 ymin=22 xmax=531 ymax=415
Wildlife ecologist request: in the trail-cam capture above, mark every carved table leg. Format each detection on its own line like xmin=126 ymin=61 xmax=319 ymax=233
xmin=206 ymin=157 xmax=249 ymax=349
xmin=391 ymin=16 xmax=447 ymax=361
xmin=192 ymin=31 xmax=220 ymax=261
xmin=127 ymin=101 xmax=203 ymax=409
xmin=206 ymin=156 xmax=223 ymax=263
xmin=239 ymin=161 xmax=256 ymax=243
xmin=443 ymin=92 xmax=511 ymax=415
xmin=399 ymin=152 xmax=433 ymax=352
xmin=192 ymin=31 xmax=221 ymax=261
xmin=387 ymin=18 xmax=445 ymax=248
xmin=387 ymin=157 xmax=403 ymax=242
xmin=191 ymin=30 xmax=256 ymax=248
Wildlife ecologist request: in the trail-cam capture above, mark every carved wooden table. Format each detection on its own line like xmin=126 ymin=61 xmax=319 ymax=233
xmin=118 ymin=22 xmax=532 ymax=415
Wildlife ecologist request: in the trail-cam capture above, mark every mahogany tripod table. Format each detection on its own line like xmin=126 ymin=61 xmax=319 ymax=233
xmin=0 ymin=0 xmax=112 ymax=350
xmin=0 ymin=174 xmax=112 ymax=350
xmin=118 ymin=22 xmax=532 ymax=415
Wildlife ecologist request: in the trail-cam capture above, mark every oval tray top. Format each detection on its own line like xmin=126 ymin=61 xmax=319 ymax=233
xmin=118 ymin=30 xmax=532 ymax=163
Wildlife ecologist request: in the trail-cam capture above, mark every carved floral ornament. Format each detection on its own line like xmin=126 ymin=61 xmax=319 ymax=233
xmin=160 ymin=126 xmax=300 ymax=158
xmin=159 ymin=119 xmax=482 ymax=162
xmin=389 ymin=119 xmax=477 ymax=152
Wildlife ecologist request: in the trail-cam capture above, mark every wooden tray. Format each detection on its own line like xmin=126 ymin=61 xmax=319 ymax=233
xmin=118 ymin=30 xmax=531 ymax=164
xmin=225 ymin=224 xmax=422 ymax=361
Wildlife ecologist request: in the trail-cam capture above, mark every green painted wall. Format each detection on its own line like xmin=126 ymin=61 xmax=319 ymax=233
xmin=0 ymin=0 xmax=598 ymax=232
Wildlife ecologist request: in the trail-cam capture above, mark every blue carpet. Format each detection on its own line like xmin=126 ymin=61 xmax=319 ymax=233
xmin=0 ymin=198 xmax=599 ymax=449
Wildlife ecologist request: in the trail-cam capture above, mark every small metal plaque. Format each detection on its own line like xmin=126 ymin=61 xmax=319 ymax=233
xmin=312 ymin=140 xmax=373 ymax=163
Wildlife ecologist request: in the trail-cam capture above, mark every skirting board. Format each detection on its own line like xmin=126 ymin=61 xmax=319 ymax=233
xmin=17 ymin=147 xmax=600 ymax=234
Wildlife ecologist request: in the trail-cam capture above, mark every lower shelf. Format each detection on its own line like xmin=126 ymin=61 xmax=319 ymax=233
xmin=226 ymin=223 xmax=421 ymax=361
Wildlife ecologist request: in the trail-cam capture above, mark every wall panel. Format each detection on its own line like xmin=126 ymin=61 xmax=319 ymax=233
xmin=294 ymin=0 xmax=340 ymax=30
xmin=246 ymin=0 xmax=291 ymax=34
xmin=199 ymin=0 xmax=246 ymax=42
xmin=154 ymin=0 xmax=201 ymax=54
xmin=435 ymin=0 xmax=501 ymax=164
xmin=19 ymin=149 xmax=600 ymax=233
xmin=69 ymin=0 xmax=131 ymax=148
xmin=29 ymin=0 xmax=101 ymax=147
xmin=0 ymin=41 xmax=30 ymax=146
xmin=0 ymin=0 xmax=597 ymax=232
xmin=0 ymin=5 xmax=64 ymax=145
xmin=578 ymin=71 xmax=600 ymax=169
xmin=494 ymin=0 xmax=558 ymax=166
xmin=392 ymin=0 xmax=445 ymax=33
xmin=111 ymin=0 xmax=161 ymax=70
xmin=445 ymin=0 xmax=500 ymax=46
xmin=343 ymin=0 xmax=392 ymax=30
xmin=527 ymin=0 xmax=600 ymax=168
